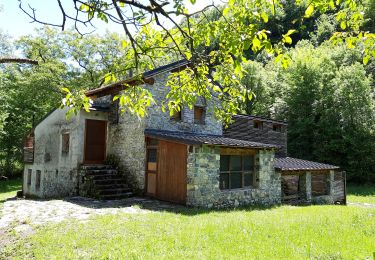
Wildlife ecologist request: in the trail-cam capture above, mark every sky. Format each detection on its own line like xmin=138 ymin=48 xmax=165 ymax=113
xmin=0 ymin=0 xmax=219 ymax=39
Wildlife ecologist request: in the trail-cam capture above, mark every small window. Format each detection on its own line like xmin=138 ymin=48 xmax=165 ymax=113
xmin=194 ymin=106 xmax=205 ymax=124
xmin=27 ymin=169 xmax=32 ymax=186
xmin=147 ymin=149 xmax=157 ymax=163
xmin=220 ymin=154 xmax=256 ymax=190
xmin=253 ymin=120 xmax=263 ymax=129
xmin=170 ymin=109 xmax=182 ymax=121
xmin=62 ymin=133 xmax=70 ymax=154
xmin=273 ymin=124 xmax=282 ymax=132
xmin=35 ymin=170 xmax=41 ymax=190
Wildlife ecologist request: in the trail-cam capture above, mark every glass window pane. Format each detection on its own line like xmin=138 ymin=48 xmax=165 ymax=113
xmin=220 ymin=173 xmax=229 ymax=190
xmin=244 ymin=173 xmax=253 ymax=187
xmin=230 ymin=156 xmax=242 ymax=171
xmin=244 ymin=156 xmax=254 ymax=171
xmin=147 ymin=149 xmax=157 ymax=162
xmin=230 ymin=172 xmax=242 ymax=189
xmin=220 ymin=155 xmax=230 ymax=171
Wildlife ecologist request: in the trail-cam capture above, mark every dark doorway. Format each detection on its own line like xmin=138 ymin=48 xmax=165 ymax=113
xmin=84 ymin=119 xmax=107 ymax=164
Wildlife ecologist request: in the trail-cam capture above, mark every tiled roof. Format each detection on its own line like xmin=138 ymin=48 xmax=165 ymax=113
xmin=274 ymin=157 xmax=339 ymax=171
xmin=144 ymin=129 xmax=279 ymax=149
xmin=234 ymin=114 xmax=288 ymax=125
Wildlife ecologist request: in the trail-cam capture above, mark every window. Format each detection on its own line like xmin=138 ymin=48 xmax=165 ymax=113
xmin=194 ymin=106 xmax=205 ymax=124
xmin=311 ymin=173 xmax=329 ymax=196
xmin=170 ymin=109 xmax=182 ymax=121
xmin=62 ymin=133 xmax=70 ymax=154
xmin=35 ymin=170 xmax=41 ymax=190
xmin=146 ymin=138 xmax=158 ymax=195
xmin=220 ymin=155 xmax=255 ymax=190
xmin=27 ymin=169 xmax=32 ymax=186
xmin=253 ymin=120 xmax=263 ymax=129
xmin=272 ymin=124 xmax=283 ymax=132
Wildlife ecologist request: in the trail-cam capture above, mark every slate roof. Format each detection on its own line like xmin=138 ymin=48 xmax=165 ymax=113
xmin=274 ymin=157 xmax=339 ymax=171
xmin=144 ymin=129 xmax=279 ymax=149
xmin=234 ymin=114 xmax=288 ymax=125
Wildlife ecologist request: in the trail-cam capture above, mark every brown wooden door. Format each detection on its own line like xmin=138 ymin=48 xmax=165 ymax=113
xmin=156 ymin=140 xmax=187 ymax=204
xmin=84 ymin=119 xmax=107 ymax=164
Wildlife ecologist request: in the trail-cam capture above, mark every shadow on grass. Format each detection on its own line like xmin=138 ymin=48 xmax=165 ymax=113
xmin=59 ymin=196 xmax=281 ymax=216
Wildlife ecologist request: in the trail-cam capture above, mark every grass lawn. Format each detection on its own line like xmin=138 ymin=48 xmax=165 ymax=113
xmin=0 ymin=178 xmax=22 ymax=204
xmin=347 ymin=184 xmax=375 ymax=204
xmin=3 ymin=205 xmax=375 ymax=259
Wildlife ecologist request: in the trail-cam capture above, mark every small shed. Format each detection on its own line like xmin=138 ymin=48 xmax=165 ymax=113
xmin=274 ymin=157 xmax=346 ymax=205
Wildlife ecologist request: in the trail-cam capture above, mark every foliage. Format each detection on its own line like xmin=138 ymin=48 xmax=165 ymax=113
xmin=0 ymin=29 xmax=139 ymax=176
xmin=347 ymin=184 xmax=375 ymax=204
xmin=0 ymin=178 xmax=22 ymax=204
xmin=246 ymin=42 xmax=375 ymax=183
xmin=2 ymin=204 xmax=374 ymax=259
xmin=15 ymin=0 xmax=375 ymax=124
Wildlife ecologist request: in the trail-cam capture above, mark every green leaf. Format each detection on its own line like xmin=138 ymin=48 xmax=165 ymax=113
xmin=305 ymin=5 xmax=314 ymax=18
xmin=61 ymin=87 xmax=70 ymax=93
xmin=285 ymin=29 xmax=297 ymax=36
xmin=340 ymin=21 xmax=347 ymax=30
xmin=284 ymin=36 xmax=292 ymax=44
xmin=243 ymin=39 xmax=251 ymax=51
xmin=261 ymin=12 xmax=268 ymax=23
xmin=252 ymin=37 xmax=261 ymax=51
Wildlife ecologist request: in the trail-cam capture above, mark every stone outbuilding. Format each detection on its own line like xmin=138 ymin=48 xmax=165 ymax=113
xmin=22 ymin=60 xmax=346 ymax=207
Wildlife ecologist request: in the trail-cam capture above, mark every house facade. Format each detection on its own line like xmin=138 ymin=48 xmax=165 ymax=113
xmin=23 ymin=60 xmax=346 ymax=207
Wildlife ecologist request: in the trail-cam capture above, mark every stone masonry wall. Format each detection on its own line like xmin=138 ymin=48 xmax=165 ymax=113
xmin=186 ymin=145 xmax=281 ymax=208
xmin=107 ymin=72 xmax=223 ymax=192
xmin=23 ymin=108 xmax=108 ymax=198
xmin=144 ymin=73 xmax=222 ymax=135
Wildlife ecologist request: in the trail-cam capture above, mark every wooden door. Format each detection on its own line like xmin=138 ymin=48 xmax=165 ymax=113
xmin=84 ymin=119 xmax=107 ymax=164
xmin=156 ymin=140 xmax=187 ymax=204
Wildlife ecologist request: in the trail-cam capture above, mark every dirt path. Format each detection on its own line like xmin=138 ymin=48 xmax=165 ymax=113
xmin=0 ymin=196 xmax=181 ymax=248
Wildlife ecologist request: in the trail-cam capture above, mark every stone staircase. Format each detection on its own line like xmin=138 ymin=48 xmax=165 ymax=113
xmin=80 ymin=165 xmax=133 ymax=200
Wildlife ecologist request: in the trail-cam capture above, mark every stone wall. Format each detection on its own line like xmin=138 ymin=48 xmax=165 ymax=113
xmin=107 ymin=72 xmax=223 ymax=192
xmin=186 ymin=145 xmax=281 ymax=208
xmin=107 ymin=113 xmax=146 ymax=192
xmin=144 ymin=73 xmax=222 ymax=135
xmin=23 ymin=108 xmax=108 ymax=198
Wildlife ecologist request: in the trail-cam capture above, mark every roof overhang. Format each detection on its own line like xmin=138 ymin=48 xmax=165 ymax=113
xmin=275 ymin=157 xmax=339 ymax=172
xmin=145 ymin=129 xmax=280 ymax=149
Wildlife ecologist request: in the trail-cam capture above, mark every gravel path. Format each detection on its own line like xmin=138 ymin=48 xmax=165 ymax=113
xmin=0 ymin=196 xmax=181 ymax=238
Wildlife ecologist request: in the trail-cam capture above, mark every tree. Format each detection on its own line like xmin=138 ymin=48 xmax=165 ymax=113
xmin=16 ymin=0 xmax=375 ymax=123
xmin=0 ymin=29 xmax=141 ymax=176
xmin=247 ymin=41 xmax=375 ymax=183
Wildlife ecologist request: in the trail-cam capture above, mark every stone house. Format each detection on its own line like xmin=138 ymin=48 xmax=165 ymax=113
xmin=22 ymin=60 xmax=346 ymax=207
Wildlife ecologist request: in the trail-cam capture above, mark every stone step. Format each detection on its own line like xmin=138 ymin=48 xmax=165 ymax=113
xmin=81 ymin=165 xmax=114 ymax=170
xmin=95 ymin=183 xmax=129 ymax=189
xmin=98 ymin=188 xmax=133 ymax=195
xmin=91 ymin=174 xmax=121 ymax=180
xmin=99 ymin=192 xmax=133 ymax=200
xmin=86 ymin=169 xmax=118 ymax=175
xmin=93 ymin=179 xmax=125 ymax=185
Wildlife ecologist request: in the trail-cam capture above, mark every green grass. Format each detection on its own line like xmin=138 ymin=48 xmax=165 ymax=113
xmin=347 ymin=184 xmax=375 ymax=204
xmin=3 ymin=205 xmax=375 ymax=259
xmin=0 ymin=178 xmax=22 ymax=204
